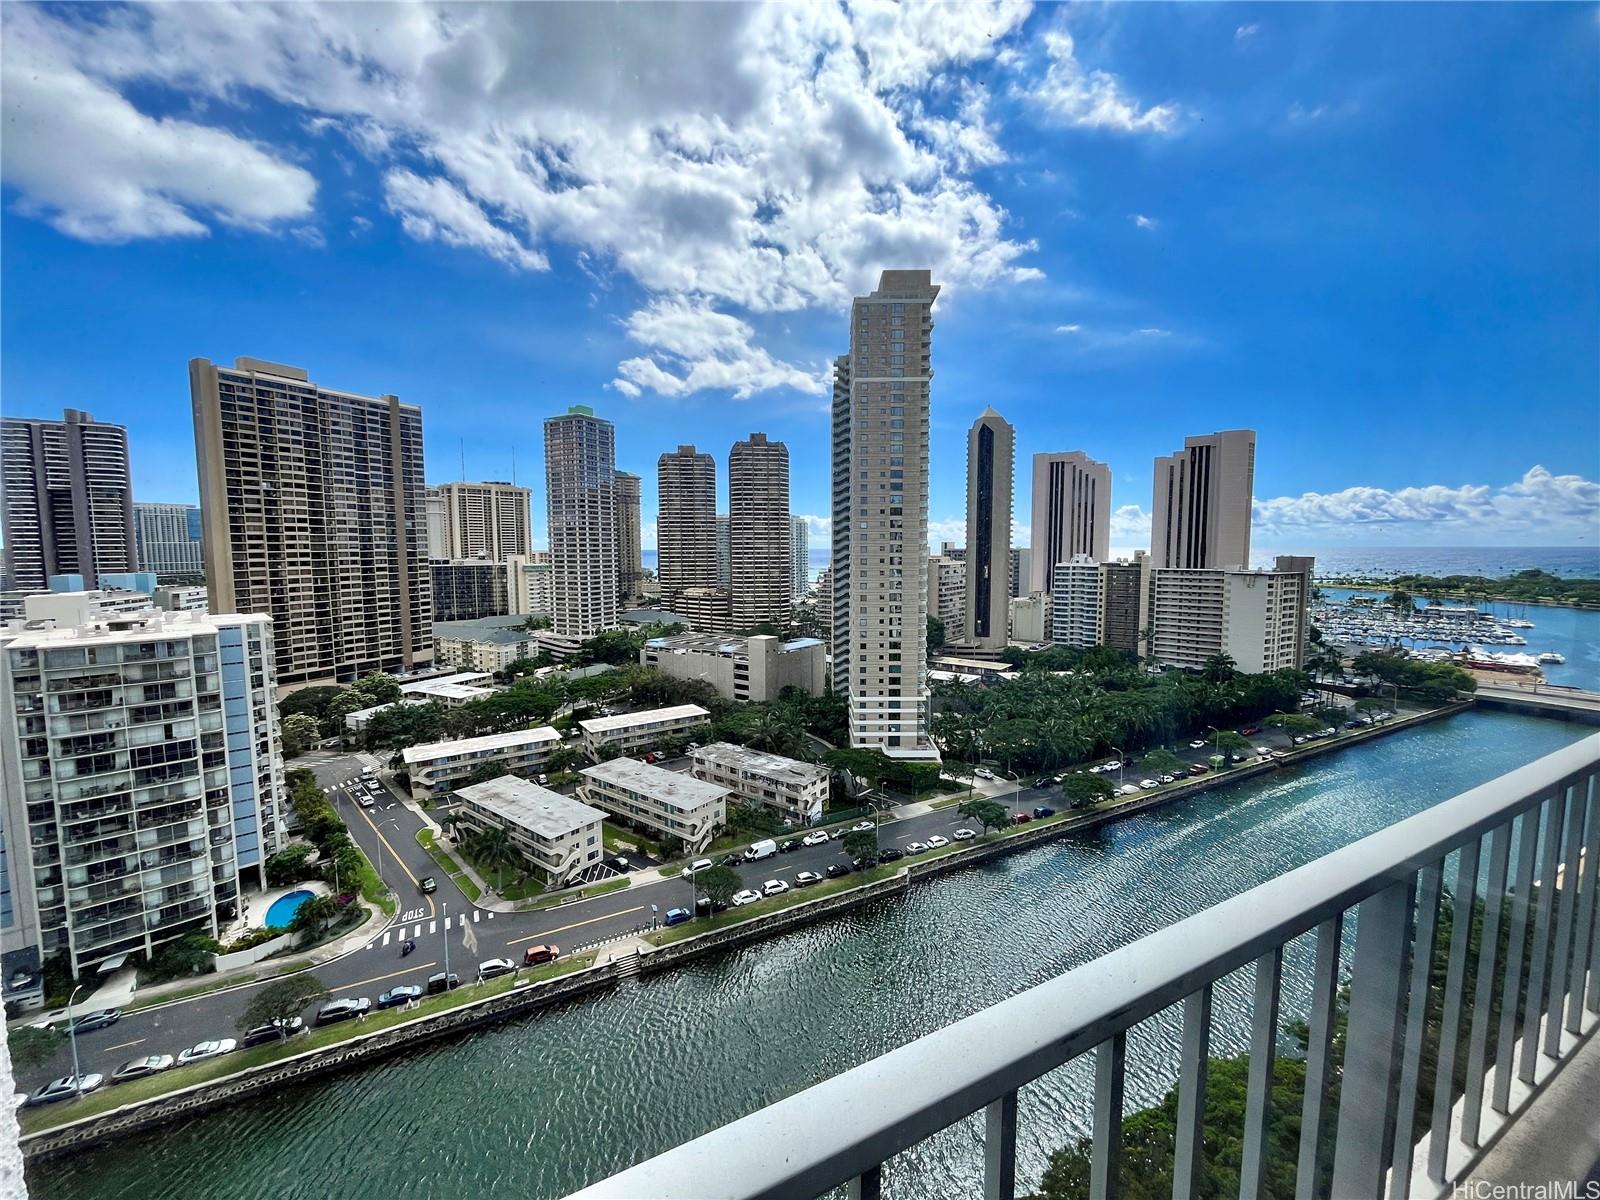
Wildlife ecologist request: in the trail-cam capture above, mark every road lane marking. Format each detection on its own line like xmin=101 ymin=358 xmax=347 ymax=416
xmin=429 ymin=921 xmax=436 ymax=934
xmin=507 ymin=906 xmax=648 ymax=945
xmin=349 ymin=800 xmax=435 ymax=919
xmin=103 ymin=1038 xmax=145 ymax=1052
xmin=342 ymin=961 xmax=439 ymax=991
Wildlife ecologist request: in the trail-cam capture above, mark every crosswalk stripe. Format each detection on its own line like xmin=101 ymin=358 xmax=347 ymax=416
xmin=486 ymin=911 xmax=494 ymax=920
xmin=471 ymin=911 xmax=480 ymax=923
xmin=443 ymin=916 xmax=452 ymax=930
xmin=381 ymin=930 xmax=391 ymax=947
xmin=428 ymin=921 xmax=436 ymax=934
xmin=412 ymin=924 xmax=422 ymax=939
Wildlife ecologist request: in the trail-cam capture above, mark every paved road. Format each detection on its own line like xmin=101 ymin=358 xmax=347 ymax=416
xmin=17 ymin=727 xmax=1333 ymax=1096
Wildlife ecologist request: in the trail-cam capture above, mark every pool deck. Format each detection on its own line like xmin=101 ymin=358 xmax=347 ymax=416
xmin=229 ymin=880 xmax=332 ymax=938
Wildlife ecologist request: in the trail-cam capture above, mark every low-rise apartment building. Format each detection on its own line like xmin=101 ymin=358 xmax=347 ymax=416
xmin=401 ymin=726 xmax=563 ymax=802
xmin=578 ymin=758 xmax=728 ymax=853
xmin=689 ymin=742 xmax=827 ymax=825
xmin=1050 ymin=554 xmax=1103 ymax=649
xmin=579 ymin=704 xmax=710 ymax=760
xmin=1148 ymin=556 xmax=1313 ymax=674
xmin=450 ymin=776 xmax=604 ymax=888
xmin=1008 ymin=592 xmax=1050 ymax=644
xmin=639 ymin=633 xmax=825 ymax=702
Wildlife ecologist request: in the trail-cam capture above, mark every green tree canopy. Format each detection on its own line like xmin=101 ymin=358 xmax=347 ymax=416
xmin=353 ymin=672 xmax=403 ymax=705
xmin=236 ymin=972 xmax=332 ymax=1036
xmin=1141 ymin=749 xmax=1185 ymax=776
xmin=957 ymin=797 xmax=1010 ymax=835
xmin=1062 ymin=773 xmax=1115 ymax=809
xmin=843 ymin=828 xmax=879 ymax=861
xmin=8 ymin=1025 xmax=65 ymax=1071
xmin=279 ymin=712 xmax=320 ymax=758
xmin=697 ymin=865 xmax=742 ymax=909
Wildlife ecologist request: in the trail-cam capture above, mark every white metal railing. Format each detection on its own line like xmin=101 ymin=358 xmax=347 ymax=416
xmin=566 ymin=734 xmax=1600 ymax=1200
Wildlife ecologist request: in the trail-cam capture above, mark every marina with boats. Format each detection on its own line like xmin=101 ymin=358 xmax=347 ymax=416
xmin=1313 ymin=593 xmax=1569 ymax=677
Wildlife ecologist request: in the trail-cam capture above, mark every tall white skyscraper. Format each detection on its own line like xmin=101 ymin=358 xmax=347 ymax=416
xmin=543 ymin=406 xmax=618 ymax=639
xmin=1151 ymin=429 xmax=1256 ymax=570
xmin=790 ymin=516 xmax=810 ymax=598
xmin=434 ymin=481 xmax=532 ymax=561
xmin=963 ymin=408 xmax=1013 ymax=649
xmin=832 ymin=269 xmax=939 ymax=760
xmin=133 ymin=502 xmax=204 ymax=580
xmin=1029 ymin=451 xmax=1111 ymax=593
xmin=656 ymin=445 xmax=718 ymax=598
xmin=728 ymin=433 xmax=791 ymax=629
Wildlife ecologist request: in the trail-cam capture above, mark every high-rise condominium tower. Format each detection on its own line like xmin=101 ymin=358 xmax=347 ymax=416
xmin=544 ymin=406 xmax=618 ymax=638
xmin=716 ymin=515 xmax=731 ymax=587
xmin=728 ymin=433 xmax=792 ymax=628
xmin=615 ymin=470 xmax=642 ymax=603
xmin=656 ymin=445 xmax=718 ymax=599
xmin=1 ymin=409 xmax=136 ymax=592
xmin=964 ymin=408 xmax=1014 ymax=648
xmin=829 ymin=355 xmax=853 ymax=694
xmin=133 ymin=502 xmax=204 ymax=580
xmin=190 ymin=357 xmax=431 ymax=688
xmin=790 ymin=516 xmax=809 ymax=599
xmin=1029 ymin=451 xmax=1110 ymax=593
xmin=832 ymin=269 xmax=939 ymax=760
xmin=1151 ymin=429 xmax=1256 ymax=570
xmin=435 ymin=481 xmax=532 ymax=561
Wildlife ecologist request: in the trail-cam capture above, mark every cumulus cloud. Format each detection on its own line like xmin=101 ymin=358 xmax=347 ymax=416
xmin=4 ymin=1 xmax=1048 ymax=397
xmin=1110 ymin=503 xmax=1153 ymax=543
xmin=1055 ymin=323 xmax=1199 ymax=357
xmin=797 ymin=513 xmax=833 ymax=542
xmin=612 ymin=298 xmax=822 ymax=400
xmin=1130 ymin=213 xmax=1158 ymax=230
xmin=1234 ymin=23 xmax=1260 ymax=40
xmin=1025 ymin=30 xmax=1178 ymax=134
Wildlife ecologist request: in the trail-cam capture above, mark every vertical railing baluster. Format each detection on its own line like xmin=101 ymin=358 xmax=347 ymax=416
xmin=1241 ymin=947 xmax=1283 ymax=1200
xmin=1569 ymin=773 xmax=1600 ymax=1028
xmin=1428 ymin=838 xmax=1481 ymax=1185
xmin=1463 ymin=822 xmax=1512 ymax=1148
xmin=1519 ymin=788 xmax=1568 ymax=1084
xmin=984 ymin=1090 xmax=1019 ymax=1200
xmin=848 ymin=1163 xmax=882 ymax=1200
xmin=1173 ymin=986 xmax=1212 ymax=1200
xmin=1091 ymin=1033 xmax=1126 ymax=1200
xmin=1331 ymin=881 xmax=1414 ymax=1199
xmin=1296 ymin=915 xmax=1343 ymax=1200
xmin=1494 ymin=801 xmax=1544 ymax=1112
xmin=1544 ymin=783 xmax=1586 ymax=1057
xmin=1390 ymin=863 xmax=1443 ymax=1199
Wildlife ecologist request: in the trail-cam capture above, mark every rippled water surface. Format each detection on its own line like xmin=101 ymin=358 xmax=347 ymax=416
xmin=29 ymin=711 xmax=1590 ymax=1200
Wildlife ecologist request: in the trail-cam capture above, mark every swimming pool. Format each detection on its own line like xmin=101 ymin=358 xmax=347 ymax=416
xmin=263 ymin=889 xmax=315 ymax=930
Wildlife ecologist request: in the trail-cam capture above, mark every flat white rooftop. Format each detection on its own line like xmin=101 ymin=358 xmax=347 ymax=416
xmin=579 ymin=704 xmax=710 ymax=735
xmin=401 ymin=671 xmax=493 ymax=692
xmin=691 ymin=742 xmax=827 ymax=786
xmin=580 ymin=758 xmax=729 ymax=811
xmin=454 ymin=776 xmax=606 ymax=840
xmin=403 ymin=725 xmax=561 ymax=764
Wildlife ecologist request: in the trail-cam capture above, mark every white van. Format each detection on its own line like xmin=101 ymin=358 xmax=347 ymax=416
xmin=743 ymin=839 xmax=778 ymax=862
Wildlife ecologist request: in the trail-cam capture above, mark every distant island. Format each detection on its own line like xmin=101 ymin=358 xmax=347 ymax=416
xmin=1319 ymin=568 xmax=1599 ymax=610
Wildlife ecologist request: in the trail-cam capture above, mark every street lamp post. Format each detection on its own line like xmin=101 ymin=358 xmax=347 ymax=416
xmin=1109 ymin=746 xmax=1127 ymax=785
xmin=66 ymin=984 xmax=84 ymax=1092
xmin=442 ymin=899 xmax=450 ymax=984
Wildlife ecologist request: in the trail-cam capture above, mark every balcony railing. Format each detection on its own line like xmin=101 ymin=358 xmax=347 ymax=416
xmin=568 ymin=733 xmax=1600 ymax=1200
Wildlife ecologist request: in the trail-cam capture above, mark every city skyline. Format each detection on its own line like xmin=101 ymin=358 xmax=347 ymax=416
xmin=2 ymin=4 xmax=1595 ymax=556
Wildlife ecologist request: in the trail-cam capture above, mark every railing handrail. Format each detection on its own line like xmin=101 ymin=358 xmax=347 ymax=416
xmin=566 ymin=733 xmax=1600 ymax=1199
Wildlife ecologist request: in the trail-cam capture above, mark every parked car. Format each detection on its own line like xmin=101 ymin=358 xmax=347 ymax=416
xmin=952 ymin=828 xmax=976 ymax=841
xmin=357 ymin=794 xmax=376 ymax=809
xmin=1158 ymin=774 xmax=1176 ymax=784
xmin=1188 ymin=763 xmax=1210 ymax=777
xmin=801 ymin=830 xmax=830 ymax=847
xmin=905 ymin=841 xmax=929 ymax=854
xmin=1105 ymin=760 xmax=1123 ymax=771
xmin=1139 ymin=779 xmax=1159 ymax=790
xmin=378 ymin=985 xmax=423 ymax=1010
xmin=695 ymin=895 xmax=729 ymax=914
xmin=926 ymin=834 xmax=950 ymax=849
xmin=974 ymin=767 xmax=996 ymax=780
xmin=1118 ymin=783 xmax=1141 ymax=795
xmin=315 ymin=999 xmax=372 ymax=1026
xmin=28 ymin=1075 xmax=104 ymax=1106
xmin=762 ymin=879 xmax=790 ymax=897
xmin=793 ymin=871 xmax=822 ymax=887
xmin=240 ymin=1018 xmax=305 ymax=1047
xmin=663 ymin=907 xmax=692 ymax=927
xmin=744 ymin=839 xmax=778 ymax=861
xmin=178 ymin=1038 xmax=238 ymax=1063
xmin=536 ymin=773 xmax=549 ymax=785
xmin=426 ymin=972 xmax=461 ymax=995
xmin=851 ymin=857 xmax=877 ymax=871
xmin=778 ymin=839 xmax=801 ymax=854
xmin=1012 ymin=812 xmax=1032 ymax=825
xmin=66 ymin=1009 xmax=121 ymax=1034
xmin=477 ymin=958 xmax=516 ymax=981
xmin=879 ymin=847 xmax=905 ymax=862
xmin=684 ymin=858 xmax=714 ymax=875
xmin=827 ymin=863 xmax=852 ymax=878
xmin=522 ymin=944 xmax=560 ymax=966
xmin=731 ymin=889 xmax=762 ymax=907
xmin=643 ymin=752 xmax=659 ymax=763
xmin=607 ymin=855 xmax=632 ymax=872
xmin=850 ymin=820 xmax=875 ymax=833
xmin=1034 ymin=776 xmax=1055 ymax=789
xmin=1031 ymin=806 xmax=1056 ymax=819
xmin=1254 ymin=746 xmax=1273 ymax=757
xmin=719 ymin=854 xmax=742 ymax=868
xmin=1240 ymin=725 xmax=1260 ymax=736
xmin=1188 ymin=739 xmax=1207 ymax=749
xmin=110 ymin=1055 xmax=173 ymax=1084
xmin=419 ymin=876 xmax=437 ymax=894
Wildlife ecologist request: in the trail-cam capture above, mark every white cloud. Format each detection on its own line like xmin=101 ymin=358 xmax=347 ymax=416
xmin=1234 ymin=23 xmax=1260 ymax=41
xmin=612 ymin=298 xmax=822 ymax=400
xmin=0 ymin=7 xmax=315 ymax=242
xmin=1286 ymin=101 xmax=1330 ymax=124
xmin=1025 ymin=30 xmax=1178 ymax=134
xmin=1055 ymin=323 xmax=1198 ymax=356
xmin=1110 ymin=503 xmax=1153 ymax=543
xmin=1056 ymin=323 xmax=1083 ymax=333
xmin=797 ymin=514 xmax=833 ymax=541
xmin=1131 ymin=213 xmax=1158 ymax=230
xmin=5 ymin=2 xmax=1046 ymax=397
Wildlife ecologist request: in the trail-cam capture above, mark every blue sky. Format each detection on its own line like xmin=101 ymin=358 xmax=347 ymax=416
xmin=3 ymin=2 xmax=1597 ymax=559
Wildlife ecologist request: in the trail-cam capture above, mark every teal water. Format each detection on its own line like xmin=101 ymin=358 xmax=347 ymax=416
xmin=29 ymin=712 xmax=1591 ymax=1200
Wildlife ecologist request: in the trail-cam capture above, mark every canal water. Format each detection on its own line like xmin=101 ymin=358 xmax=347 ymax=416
xmin=29 ymin=711 xmax=1592 ymax=1200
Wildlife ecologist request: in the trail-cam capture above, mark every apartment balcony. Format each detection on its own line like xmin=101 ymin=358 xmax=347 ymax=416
xmin=570 ymin=735 xmax=1600 ymax=1200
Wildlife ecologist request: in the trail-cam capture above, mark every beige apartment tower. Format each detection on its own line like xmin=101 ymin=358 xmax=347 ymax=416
xmin=963 ymin=407 xmax=1013 ymax=649
xmin=832 ymin=270 xmax=939 ymax=760
xmin=656 ymin=445 xmax=718 ymax=599
xmin=615 ymin=470 xmax=642 ymax=603
xmin=728 ymin=433 xmax=792 ymax=629
xmin=1151 ymin=429 xmax=1257 ymax=570
xmin=544 ymin=406 xmax=618 ymax=639
xmin=434 ymin=481 xmax=532 ymax=561
xmin=190 ymin=357 xmax=431 ymax=688
xmin=1029 ymin=451 xmax=1110 ymax=593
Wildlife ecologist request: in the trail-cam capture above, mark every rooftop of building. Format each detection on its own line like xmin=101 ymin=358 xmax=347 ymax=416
xmin=579 ymin=704 xmax=711 ymax=734
xmin=400 ymin=671 xmax=493 ymax=693
xmin=1 ymin=593 xmax=266 ymax=646
xmin=580 ymin=758 xmax=730 ymax=809
xmin=642 ymin=632 xmax=823 ymax=657
xmin=431 ymin=615 xmax=538 ymax=645
xmin=453 ymin=776 xmax=606 ymax=839
xmin=690 ymin=742 xmax=827 ymax=785
xmin=402 ymin=725 xmax=562 ymax=763
xmin=620 ymin=607 xmax=695 ymax=627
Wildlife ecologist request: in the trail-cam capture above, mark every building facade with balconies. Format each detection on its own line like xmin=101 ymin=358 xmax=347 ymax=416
xmin=578 ymin=704 xmax=711 ymax=760
xmin=0 ymin=593 xmax=284 ymax=1001
xmin=449 ymin=776 xmax=604 ymax=888
xmin=401 ymin=726 xmax=563 ymax=802
xmin=578 ymin=758 xmax=728 ymax=854
xmin=689 ymin=742 xmax=827 ymax=825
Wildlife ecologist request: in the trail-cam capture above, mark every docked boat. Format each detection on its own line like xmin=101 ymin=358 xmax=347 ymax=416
xmin=1536 ymin=651 xmax=1566 ymax=665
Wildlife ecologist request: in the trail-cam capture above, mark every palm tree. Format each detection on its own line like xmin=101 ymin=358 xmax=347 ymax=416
xmin=470 ymin=826 xmax=521 ymax=891
xmin=747 ymin=707 xmax=811 ymax=760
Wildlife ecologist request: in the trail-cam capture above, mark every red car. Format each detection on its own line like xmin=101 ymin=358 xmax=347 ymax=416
xmin=1012 ymin=812 xmax=1033 ymax=825
xmin=1240 ymin=725 xmax=1260 ymax=736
